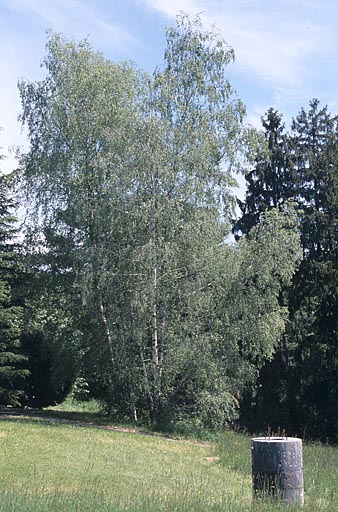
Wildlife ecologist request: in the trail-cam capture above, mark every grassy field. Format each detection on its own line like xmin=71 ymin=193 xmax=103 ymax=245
xmin=0 ymin=403 xmax=337 ymax=511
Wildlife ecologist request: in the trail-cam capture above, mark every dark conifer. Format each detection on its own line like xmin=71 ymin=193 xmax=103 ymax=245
xmin=0 ymin=172 xmax=29 ymax=406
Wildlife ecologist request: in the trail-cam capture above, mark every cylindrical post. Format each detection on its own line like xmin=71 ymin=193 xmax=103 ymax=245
xmin=251 ymin=437 xmax=304 ymax=505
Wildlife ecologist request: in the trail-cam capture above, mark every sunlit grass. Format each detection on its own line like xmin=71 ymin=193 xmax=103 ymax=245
xmin=46 ymin=396 xmax=102 ymax=414
xmin=0 ymin=416 xmax=250 ymax=511
xmin=216 ymin=431 xmax=338 ymax=511
xmin=0 ymin=408 xmax=337 ymax=511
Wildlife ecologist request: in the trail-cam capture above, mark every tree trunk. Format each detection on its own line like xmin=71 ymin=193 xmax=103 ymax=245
xmin=128 ymin=383 xmax=138 ymax=422
xmin=151 ymin=262 xmax=162 ymax=421
xmin=138 ymin=341 xmax=154 ymax=413
xmin=94 ymin=282 xmax=116 ymax=387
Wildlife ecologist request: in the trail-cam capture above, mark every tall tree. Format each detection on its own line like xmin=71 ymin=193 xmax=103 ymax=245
xmin=19 ymin=32 xmax=141 ymax=414
xmin=233 ymin=108 xmax=298 ymax=430
xmin=291 ymin=98 xmax=338 ymax=257
xmin=287 ymin=99 xmax=338 ymax=439
xmin=119 ymin=14 xmax=247 ymax=422
xmin=233 ymin=108 xmax=295 ymax=237
xmin=0 ymin=167 xmax=28 ymax=406
xmin=19 ymin=18 xmax=300 ymax=427
xmin=236 ymin=100 xmax=338 ymax=440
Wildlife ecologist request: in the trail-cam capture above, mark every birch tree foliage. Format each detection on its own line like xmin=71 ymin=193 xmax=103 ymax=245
xmin=18 ymin=32 xmax=144 ymax=410
xmin=18 ymin=17 xmax=299 ymax=427
xmin=19 ymin=31 xmax=141 ymax=240
xmin=227 ymin=204 xmax=301 ymax=366
xmin=95 ymin=14 xmax=249 ymax=422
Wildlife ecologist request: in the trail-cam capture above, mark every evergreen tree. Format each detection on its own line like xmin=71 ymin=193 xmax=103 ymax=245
xmin=287 ymin=99 xmax=338 ymax=439
xmin=19 ymin=274 xmax=79 ymax=409
xmin=237 ymin=100 xmax=338 ymax=441
xmin=0 ymin=171 xmax=28 ymax=406
xmin=233 ymin=108 xmax=295 ymax=238
xmin=291 ymin=98 xmax=338 ymax=257
xmin=233 ymin=109 xmax=297 ymax=431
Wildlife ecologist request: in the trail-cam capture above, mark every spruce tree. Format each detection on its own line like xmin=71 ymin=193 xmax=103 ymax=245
xmin=0 ymin=171 xmax=28 ymax=406
xmin=237 ymin=100 xmax=338 ymax=440
xmin=287 ymin=100 xmax=338 ymax=439
xmin=233 ymin=108 xmax=295 ymax=238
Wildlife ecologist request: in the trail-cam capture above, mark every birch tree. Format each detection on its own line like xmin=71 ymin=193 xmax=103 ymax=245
xmin=19 ymin=32 xmax=143 ymax=413
xmin=19 ymin=18 xmax=299 ymax=427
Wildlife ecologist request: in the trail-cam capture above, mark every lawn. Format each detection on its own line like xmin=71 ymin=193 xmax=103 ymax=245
xmin=0 ymin=406 xmax=337 ymax=511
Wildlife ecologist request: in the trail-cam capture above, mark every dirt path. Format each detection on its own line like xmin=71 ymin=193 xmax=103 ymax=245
xmin=0 ymin=410 xmax=210 ymax=447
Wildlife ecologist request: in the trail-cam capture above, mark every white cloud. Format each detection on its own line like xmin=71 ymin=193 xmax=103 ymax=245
xmin=4 ymin=0 xmax=138 ymax=54
xmin=139 ymin=0 xmax=202 ymax=18
xmin=0 ymin=0 xmax=141 ymax=174
xmin=2 ymin=0 xmax=337 ymax=174
xmin=141 ymin=0 xmax=337 ymax=100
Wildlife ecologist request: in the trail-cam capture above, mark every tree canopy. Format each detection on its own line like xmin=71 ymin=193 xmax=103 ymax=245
xmin=236 ymin=99 xmax=338 ymax=441
xmin=16 ymin=17 xmax=301 ymax=428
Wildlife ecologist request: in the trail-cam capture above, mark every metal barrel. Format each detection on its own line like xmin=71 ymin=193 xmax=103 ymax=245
xmin=251 ymin=437 xmax=304 ymax=505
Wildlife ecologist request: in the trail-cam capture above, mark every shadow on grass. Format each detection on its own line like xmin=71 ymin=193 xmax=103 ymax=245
xmin=0 ymin=407 xmax=106 ymax=423
xmin=0 ymin=409 xmax=194 ymax=443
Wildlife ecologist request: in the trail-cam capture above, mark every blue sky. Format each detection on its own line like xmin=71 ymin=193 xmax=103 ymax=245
xmin=1 ymin=0 xmax=338 ymax=182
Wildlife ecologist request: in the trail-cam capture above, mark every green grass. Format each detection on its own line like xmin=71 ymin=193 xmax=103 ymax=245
xmin=217 ymin=432 xmax=338 ymax=511
xmin=46 ymin=396 xmax=102 ymax=414
xmin=0 ymin=405 xmax=337 ymax=511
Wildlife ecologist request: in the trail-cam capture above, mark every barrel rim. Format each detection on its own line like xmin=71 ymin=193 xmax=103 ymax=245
xmin=251 ymin=437 xmax=302 ymax=443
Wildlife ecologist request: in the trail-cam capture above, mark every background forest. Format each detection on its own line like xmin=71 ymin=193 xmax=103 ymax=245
xmin=1 ymin=15 xmax=337 ymax=441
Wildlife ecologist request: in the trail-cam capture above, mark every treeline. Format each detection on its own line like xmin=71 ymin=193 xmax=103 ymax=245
xmin=0 ymin=15 xmax=336 ymax=440
xmin=235 ymin=102 xmax=338 ymax=441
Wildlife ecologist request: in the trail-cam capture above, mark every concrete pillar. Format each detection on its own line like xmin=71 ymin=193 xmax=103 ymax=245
xmin=251 ymin=437 xmax=304 ymax=505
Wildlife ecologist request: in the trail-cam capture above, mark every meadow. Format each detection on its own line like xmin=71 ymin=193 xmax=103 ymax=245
xmin=0 ymin=402 xmax=337 ymax=511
